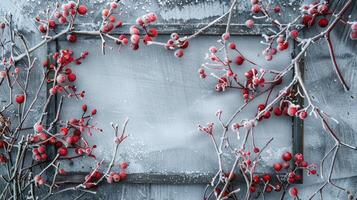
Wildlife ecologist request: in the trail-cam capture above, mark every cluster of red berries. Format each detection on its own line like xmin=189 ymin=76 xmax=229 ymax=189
xmin=351 ymin=22 xmax=357 ymax=40
xmin=106 ymin=162 xmax=129 ymax=184
xmin=84 ymin=170 xmax=103 ymax=189
xmin=164 ymin=33 xmax=189 ymax=58
xmin=273 ymin=100 xmax=308 ymax=120
xmin=245 ymin=68 xmax=266 ymax=89
xmin=276 ymin=35 xmax=289 ymax=52
xmin=100 ymin=2 xmax=123 ymax=34
xmin=44 ymin=50 xmax=88 ymax=98
xmin=36 ymin=1 xmax=88 ymax=34
xmin=32 ymin=145 xmax=48 ymax=161
xmin=129 ymin=13 xmax=158 ymax=50
xmin=301 ymin=2 xmax=329 ymax=28
xmin=273 ymin=152 xmax=317 ymax=181
xmin=250 ymin=0 xmax=281 ymax=14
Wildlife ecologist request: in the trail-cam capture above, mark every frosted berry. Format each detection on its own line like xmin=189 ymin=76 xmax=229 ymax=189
xmin=351 ymin=23 xmax=357 ymax=31
xmin=245 ymin=19 xmax=254 ymax=29
xmin=289 ymin=187 xmax=298 ymax=197
xmin=111 ymin=2 xmax=118 ymax=9
xmin=120 ymin=162 xmax=129 ymax=169
xmin=77 ymin=5 xmax=87 ymax=15
xmin=34 ymin=123 xmax=44 ymax=133
xmin=102 ymin=9 xmax=109 ymax=17
xmin=175 ymin=49 xmax=184 ymax=58
xmin=222 ymin=33 xmax=230 ymax=41
xmin=0 ymin=71 xmax=6 ymax=78
xmin=290 ymin=29 xmax=299 ymax=39
xmin=67 ymin=34 xmax=77 ymax=43
xmin=299 ymin=111 xmax=308 ymax=119
xmin=58 ymin=147 xmax=68 ymax=156
xmin=294 ymin=153 xmax=304 ymax=162
xmin=38 ymin=25 xmax=47 ymax=33
xmin=209 ymin=46 xmax=218 ymax=53
xmin=48 ymin=20 xmax=56 ymax=29
xmin=351 ymin=31 xmax=357 ymax=40
xmin=251 ymin=4 xmax=261 ymax=14
xmin=317 ymin=4 xmax=329 ymax=14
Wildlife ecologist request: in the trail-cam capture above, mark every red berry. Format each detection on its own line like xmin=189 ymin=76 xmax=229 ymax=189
xmin=67 ymin=34 xmax=77 ymax=43
xmin=48 ymin=20 xmax=56 ymax=29
xmin=351 ymin=23 xmax=357 ymax=31
xmin=77 ymin=5 xmax=88 ymax=15
xmin=120 ymin=162 xmax=129 ymax=170
xmin=262 ymin=174 xmax=271 ymax=182
xmin=82 ymin=104 xmax=87 ymax=112
xmin=299 ymin=111 xmax=308 ymax=119
xmin=130 ymin=34 xmax=140 ymax=44
xmin=317 ymin=4 xmax=329 ymax=14
xmin=318 ymin=18 xmax=329 ymax=27
xmin=119 ymin=171 xmax=127 ymax=180
xmin=60 ymin=127 xmax=69 ymax=136
xmin=109 ymin=16 xmax=116 ymax=23
xmin=67 ymin=73 xmax=76 ymax=82
xmin=148 ymin=28 xmax=158 ymax=37
xmin=310 ymin=169 xmax=317 ymax=175
xmin=38 ymin=25 xmax=47 ymax=33
xmin=258 ymin=104 xmax=266 ymax=111
xmin=15 ymin=94 xmax=25 ymax=104
xmin=102 ymin=9 xmax=109 ymax=17
xmin=274 ymin=5 xmax=281 ymax=13
xmin=38 ymin=145 xmax=46 ymax=154
xmin=174 ymin=49 xmax=184 ymax=58
xmin=253 ymin=176 xmax=260 ymax=183
xmin=265 ymin=185 xmax=273 ymax=193
xmin=274 ymin=107 xmax=282 ymax=116
xmin=249 ymin=186 xmax=256 ymax=193
xmin=229 ymin=42 xmax=236 ymax=49
xmin=222 ymin=33 xmax=230 ymax=41
xmin=251 ymin=4 xmax=261 ymax=13
xmin=302 ymin=15 xmax=314 ymax=27
xmin=235 ymin=55 xmax=245 ymax=65
xmin=253 ymin=147 xmax=260 ymax=153
xmin=290 ymin=29 xmax=299 ymax=39
xmin=180 ymin=40 xmax=189 ymax=49
xmin=289 ymin=187 xmax=298 ymax=197
xmin=294 ymin=153 xmax=304 ymax=162
xmin=282 ymin=152 xmax=292 ymax=161
xmin=287 ymin=105 xmax=298 ymax=116
xmin=273 ymin=163 xmax=283 ymax=172
xmin=245 ymin=19 xmax=254 ymax=29
xmin=58 ymin=147 xmax=68 ymax=156
xmin=350 ymin=31 xmax=357 ymax=40
xmin=91 ymin=109 xmax=97 ymax=115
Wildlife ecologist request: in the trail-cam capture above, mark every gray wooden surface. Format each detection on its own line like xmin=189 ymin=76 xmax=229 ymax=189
xmin=1 ymin=0 xmax=357 ymax=199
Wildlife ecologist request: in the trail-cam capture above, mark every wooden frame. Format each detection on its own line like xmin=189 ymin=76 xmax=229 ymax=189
xmin=48 ymin=23 xmax=304 ymax=184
